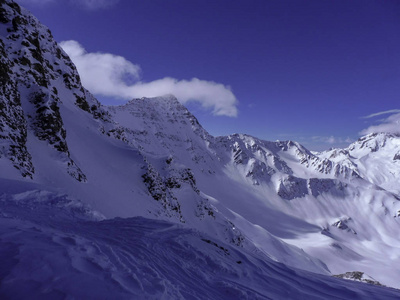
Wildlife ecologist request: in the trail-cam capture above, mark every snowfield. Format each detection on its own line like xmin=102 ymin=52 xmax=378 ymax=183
xmin=1 ymin=185 xmax=400 ymax=299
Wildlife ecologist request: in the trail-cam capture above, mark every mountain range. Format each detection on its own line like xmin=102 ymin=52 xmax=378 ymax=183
xmin=1 ymin=1 xmax=400 ymax=298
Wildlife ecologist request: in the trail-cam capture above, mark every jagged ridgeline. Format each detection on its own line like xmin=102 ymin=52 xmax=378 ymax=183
xmin=0 ymin=0 xmax=106 ymax=180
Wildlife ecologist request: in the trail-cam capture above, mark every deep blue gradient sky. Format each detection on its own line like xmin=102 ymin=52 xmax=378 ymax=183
xmin=17 ymin=0 xmax=400 ymax=150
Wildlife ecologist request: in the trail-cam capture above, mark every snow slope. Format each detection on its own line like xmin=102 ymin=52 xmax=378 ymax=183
xmin=1 ymin=187 xmax=400 ymax=299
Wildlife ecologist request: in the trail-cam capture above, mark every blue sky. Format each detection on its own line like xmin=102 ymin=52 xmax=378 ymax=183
xmin=17 ymin=0 xmax=400 ymax=150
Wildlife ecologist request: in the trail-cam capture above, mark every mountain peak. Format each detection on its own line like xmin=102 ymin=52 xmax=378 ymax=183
xmin=124 ymin=94 xmax=184 ymax=112
xmin=349 ymin=132 xmax=400 ymax=153
xmin=118 ymin=95 xmax=199 ymax=126
xmin=152 ymin=93 xmax=178 ymax=101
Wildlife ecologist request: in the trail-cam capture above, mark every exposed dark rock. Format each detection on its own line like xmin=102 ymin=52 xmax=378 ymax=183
xmin=277 ymin=175 xmax=308 ymax=200
xmin=331 ymin=217 xmax=357 ymax=234
xmin=333 ymin=271 xmax=384 ymax=286
xmin=393 ymin=152 xmax=400 ymax=161
xmin=0 ymin=0 xmax=101 ymax=181
xmin=308 ymin=178 xmax=346 ymax=197
xmin=142 ymin=162 xmax=185 ymax=223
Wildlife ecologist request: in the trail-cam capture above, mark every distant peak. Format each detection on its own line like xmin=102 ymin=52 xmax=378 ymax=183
xmin=361 ymin=132 xmax=399 ymax=138
xmin=159 ymin=94 xmax=178 ymax=101
xmin=356 ymin=132 xmax=400 ymax=144
xmin=348 ymin=132 xmax=400 ymax=153
xmin=137 ymin=94 xmax=178 ymax=102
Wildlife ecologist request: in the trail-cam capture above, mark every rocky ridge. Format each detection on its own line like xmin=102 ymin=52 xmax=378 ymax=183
xmin=0 ymin=0 xmax=107 ymax=180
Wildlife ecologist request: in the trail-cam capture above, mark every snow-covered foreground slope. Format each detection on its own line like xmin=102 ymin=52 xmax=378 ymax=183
xmin=2 ymin=0 xmax=400 ymax=296
xmin=1 ymin=186 xmax=400 ymax=300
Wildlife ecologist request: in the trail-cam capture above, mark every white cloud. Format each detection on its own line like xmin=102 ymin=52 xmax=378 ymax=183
xmin=360 ymin=112 xmax=400 ymax=135
xmin=60 ymin=40 xmax=238 ymax=117
xmin=60 ymin=40 xmax=141 ymax=95
xmin=129 ymin=78 xmax=238 ymax=117
xmin=311 ymin=135 xmax=353 ymax=145
xmin=345 ymin=137 xmax=353 ymax=143
xmin=326 ymin=136 xmax=336 ymax=144
xmin=361 ymin=109 xmax=400 ymax=119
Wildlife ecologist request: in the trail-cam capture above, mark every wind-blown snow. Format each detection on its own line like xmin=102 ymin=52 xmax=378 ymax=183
xmin=1 ymin=189 xmax=400 ymax=299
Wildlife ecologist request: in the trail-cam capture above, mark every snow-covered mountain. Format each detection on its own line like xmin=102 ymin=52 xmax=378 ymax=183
xmin=320 ymin=133 xmax=400 ymax=194
xmin=1 ymin=0 xmax=400 ymax=298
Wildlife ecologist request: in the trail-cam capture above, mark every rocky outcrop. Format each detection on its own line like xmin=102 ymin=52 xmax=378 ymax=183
xmin=0 ymin=34 xmax=33 ymax=177
xmin=277 ymin=175 xmax=308 ymax=200
xmin=308 ymin=178 xmax=346 ymax=197
xmin=0 ymin=0 xmax=112 ymax=180
xmin=333 ymin=271 xmax=383 ymax=286
xmin=141 ymin=157 xmax=205 ymax=223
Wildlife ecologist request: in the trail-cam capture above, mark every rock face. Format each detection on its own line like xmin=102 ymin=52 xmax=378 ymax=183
xmin=0 ymin=0 xmax=107 ymax=180
xmin=141 ymin=158 xmax=199 ymax=223
xmin=277 ymin=175 xmax=308 ymax=200
xmin=0 ymin=3 xmax=33 ymax=177
xmin=333 ymin=271 xmax=383 ymax=286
